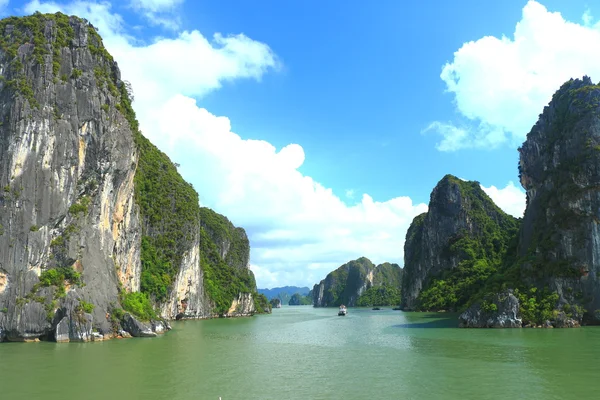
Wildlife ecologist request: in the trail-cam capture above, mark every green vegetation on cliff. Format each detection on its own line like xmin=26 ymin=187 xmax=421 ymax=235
xmin=322 ymin=257 xmax=374 ymax=306
xmin=518 ymin=78 xmax=600 ymax=281
xmin=356 ymin=262 xmax=403 ymax=306
xmin=315 ymin=258 xmax=403 ymax=307
xmin=200 ymin=207 xmax=260 ymax=314
xmin=414 ymin=176 xmax=520 ymax=312
xmin=289 ymin=293 xmax=312 ymax=305
xmin=84 ymin=18 xmax=263 ymax=315
xmin=132 ymin=127 xmax=200 ymax=301
xmin=254 ymin=293 xmax=271 ymax=313
xmin=357 ymin=286 xmax=401 ymax=307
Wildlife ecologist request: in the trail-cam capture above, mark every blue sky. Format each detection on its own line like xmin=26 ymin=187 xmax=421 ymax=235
xmin=8 ymin=0 xmax=600 ymax=287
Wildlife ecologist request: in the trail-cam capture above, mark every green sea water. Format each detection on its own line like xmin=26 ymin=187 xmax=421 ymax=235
xmin=1 ymin=306 xmax=599 ymax=399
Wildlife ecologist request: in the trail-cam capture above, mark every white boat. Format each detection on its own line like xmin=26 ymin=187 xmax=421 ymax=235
xmin=338 ymin=305 xmax=347 ymax=316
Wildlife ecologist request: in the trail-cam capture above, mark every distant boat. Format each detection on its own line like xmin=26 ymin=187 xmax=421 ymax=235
xmin=372 ymin=307 xmax=381 ymax=310
xmin=338 ymin=305 xmax=347 ymax=316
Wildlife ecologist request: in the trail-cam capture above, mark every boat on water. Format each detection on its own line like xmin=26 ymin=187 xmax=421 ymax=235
xmin=338 ymin=305 xmax=347 ymax=316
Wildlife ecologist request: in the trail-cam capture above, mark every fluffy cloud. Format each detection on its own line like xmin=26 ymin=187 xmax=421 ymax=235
xmin=22 ymin=0 xmax=523 ymax=288
xmin=429 ymin=0 xmax=600 ymax=151
xmin=129 ymin=0 xmax=183 ymax=13
xmin=128 ymin=0 xmax=185 ymax=29
xmin=23 ymin=0 xmax=429 ymax=287
xmin=481 ymin=181 xmax=526 ymax=218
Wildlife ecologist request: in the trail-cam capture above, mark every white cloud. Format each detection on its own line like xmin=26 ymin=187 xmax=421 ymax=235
xmin=129 ymin=0 xmax=183 ymax=13
xmin=422 ymin=121 xmax=508 ymax=152
xmin=429 ymin=0 xmax=600 ymax=151
xmin=422 ymin=121 xmax=469 ymax=152
xmin=24 ymin=0 xmax=428 ymax=288
xmin=481 ymin=182 xmax=526 ymax=218
xmin=128 ymin=0 xmax=184 ymax=30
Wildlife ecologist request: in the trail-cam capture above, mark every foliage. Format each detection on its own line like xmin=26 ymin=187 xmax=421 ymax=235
xmin=131 ymin=92 xmax=199 ymax=300
xmin=68 ymin=196 xmax=90 ymax=216
xmin=35 ymin=266 xmax=81 ymax=302
xmin=200 ymin=225 xmax=256 ymax=314
xmin=269 ymin=298 xmax=281 ymax=308
xmin=373 ymin=262 xmax=403 ymax=287
xmin=254 ymin=293 xmax=271 ymax=313
xmin=120 ymin=291 xmax=156 ymax=321
xmin=357 ymin=285 xmax=401 ymax=307
xmin=320 ymin=257 xmax=375 ymax=306
xmin=111 ymin=307 xmax=125 ymax=321
xmin=514 ymin=288 xmax=560 ymax=324
xmin=29 ymin=225 xmax=39 ymax=232
xmin=414 ymin=176 xmax=520 ymax=312
xmin=76 ymin=300 xmax=95 ymax=314
xmin=288 ymin=293 xmax=312 ymax=305
xmin=44 ymin=300 xmax=57 ymax=321
xmin=0 ymin=12 xmax=76 ymax=108
xmin=38 ymin=266 xmax=81 ymax=287
xmin=95 ymin=19 xmax=260 ymax=312
xmin=139 ymin=236 xmax=172 ymax=301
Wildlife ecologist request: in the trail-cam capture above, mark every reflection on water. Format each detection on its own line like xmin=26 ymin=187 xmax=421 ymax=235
xmin=1 ymin=306 xmax=599 ymax=400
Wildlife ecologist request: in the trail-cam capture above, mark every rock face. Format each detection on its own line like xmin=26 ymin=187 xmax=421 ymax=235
xmin=288 ymin=292 xmax=311 ymax=305
xmin=459 ymin=290 xmax=522 ymax=328
xmin=517 ymin=76 xmax=600 ymax=323
xmin=312 ymin=258 xmax=403 ymax=307
xmin=121 ymin=313 xmax=157 ymax=337
xmin=270 ymin=298 xmax=281 ymax=308
xmin=0 ymin=13 xmax=137 ymax=341
xmin=401 ymin=175 xmax=519 ymax=311
xmin=446 ymin=77 xmax=600 ymax=327
xmin=0 ymin=13 xmax=265 ymax=342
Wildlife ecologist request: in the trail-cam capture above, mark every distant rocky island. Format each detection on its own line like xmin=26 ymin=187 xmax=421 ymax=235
xmin=258 ymin=286 xmax=310 ymax=304
xmin=312 ymin=258 xmax=402 ymax=307
xmin=0 ymin=13 xmax=269 ymax=343
xmin=288 ymin=293 xmax=312 ymax=305
xmin=401 ymin=77 xmax=600 ymax=328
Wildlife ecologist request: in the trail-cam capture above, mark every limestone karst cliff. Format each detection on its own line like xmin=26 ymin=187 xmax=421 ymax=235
xmin=0 ymin=13 xmax=267 ymax=343
xmin=400 ymin=175 xmax=519 ymax=312
xmin=459 ymin=78 xmax=600 ymax=327
xmin=513 ymin=77 xmax=600 ymax=324
xmin=312 ymin=257 xmax=403 ymax=307
xmin=406 ymin=77 xmax=600 ymax=328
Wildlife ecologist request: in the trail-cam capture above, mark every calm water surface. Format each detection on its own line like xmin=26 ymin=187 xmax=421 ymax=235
xmin=1 ymin=306 xmax=600 ymax=399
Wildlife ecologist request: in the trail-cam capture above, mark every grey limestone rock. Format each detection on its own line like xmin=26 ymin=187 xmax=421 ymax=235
xmin=459 ymin=291 xmax=523 ymax=328
xmin=400 ymin=175 xmax=519 ymax=312
xmin=517 ymin=76 xmax=600 ymax=324
xmin=0 ymin=14 xmax=138 ymax=341
xmin=55 ymin=312 xmax=92 ymax=342
xmin=121 ymin=313 xmax=156 ymax=338
xmin=313 ymin=258 xmax=402 ymax=307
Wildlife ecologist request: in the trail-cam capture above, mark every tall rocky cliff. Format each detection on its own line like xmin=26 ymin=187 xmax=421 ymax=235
xmin=0 ymin=13 xmax=267 ymax=343
xmin=512 ymin=77 xmax=600 ymax=324
xmin=312 ymin=257 xmax=402 ymax=307
xmin=408 ymin=78 xmax=600 ymax=328
xmin=401 ymin=175 xmax=520 ymax=311
xmin=459 ymin=78 xmax=600 ymax=328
